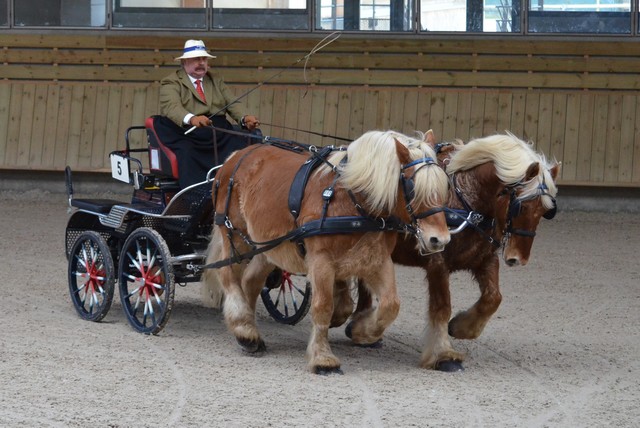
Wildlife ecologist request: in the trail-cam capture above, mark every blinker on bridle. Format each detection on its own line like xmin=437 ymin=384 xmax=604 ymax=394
xmin=400 ymin=156 xmax=446 ymax=223
xmin=507 ymin=181 xmax=557 ymax=221
xmin=504 ymin=179 xmax=557 ymax=239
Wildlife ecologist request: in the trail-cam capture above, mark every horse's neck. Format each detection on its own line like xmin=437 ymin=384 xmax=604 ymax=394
xmin=449 ymin=164 xmax=502 ymax=217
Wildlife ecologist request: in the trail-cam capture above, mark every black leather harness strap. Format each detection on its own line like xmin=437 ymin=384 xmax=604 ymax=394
xmin=288 ymin=145 xmax=336 ymax=221
xmin=201 ymin=214 xmax=406 ymax=270
xmin=447 ymin=173 xmax=500 ymax=248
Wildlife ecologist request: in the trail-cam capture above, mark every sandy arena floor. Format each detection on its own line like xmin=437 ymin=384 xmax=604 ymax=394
xmin=0 ymin=190 xmax=638 ymax=427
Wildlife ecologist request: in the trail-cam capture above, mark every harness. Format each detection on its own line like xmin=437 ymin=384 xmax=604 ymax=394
xmin=445 ymin=173 xmax=500 ymax=248
xmin=205 ymin=142 xmax=443 ymax=269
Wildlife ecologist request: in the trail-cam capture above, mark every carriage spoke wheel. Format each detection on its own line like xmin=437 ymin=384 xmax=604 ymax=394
xmin=118 ymin=228 xmax=175 ymax=335
xmin=68 ymin=231 xmax=115 ymax=322
xmin=260 ymin=269 xmax=311 ymax=325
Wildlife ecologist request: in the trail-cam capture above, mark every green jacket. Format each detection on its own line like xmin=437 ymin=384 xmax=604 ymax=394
xmin=159 ymin=68 xmax=245 ymax=127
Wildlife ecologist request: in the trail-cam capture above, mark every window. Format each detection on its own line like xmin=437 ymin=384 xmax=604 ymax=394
xmin=112 ymin=0 xmax=207 ymax=29
xmin=528 ymin=0 xmax=631 ymax=33
xmin=420 ymin=0 xmax=520 ymax=32
xmin=14 ymin=0 xmax=106 ymax=27
xmin=317 ymin=0 xmax=413 ymax=31
xmin=0 ymin=0 xmax=7 ymax=26
xmin=212 ymin=0 xmax=309 ymax=30
xmin=2 ymin=0 xmax=639 ymax=34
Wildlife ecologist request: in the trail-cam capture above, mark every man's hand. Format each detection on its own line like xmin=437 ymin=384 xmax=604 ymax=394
xmin=242 ymin=115 xmax=260 ymax=131
xmin=190 ymin=115 xmax=212 ymax=128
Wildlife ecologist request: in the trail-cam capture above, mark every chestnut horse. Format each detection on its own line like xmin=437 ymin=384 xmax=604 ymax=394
xmin=203 ymin=130 xmax=450 ymax=374
xmin=336 ymin=132 xmax=560 ymax=371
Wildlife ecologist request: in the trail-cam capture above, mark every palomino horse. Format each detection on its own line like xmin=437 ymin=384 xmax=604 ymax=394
xmin=203 ymin=130 xmax=450 ymax=374
xmin=336 ymin=132 xmax=560 ymax=371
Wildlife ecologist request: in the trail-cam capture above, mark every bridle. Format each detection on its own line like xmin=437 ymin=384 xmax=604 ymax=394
xmin=503 ymin=179 xmax=557 ymax=240
xmin=399 ymin=157 xmax=448 ymax=254
xmin=400 ymin=157 xmax=447 ymax=222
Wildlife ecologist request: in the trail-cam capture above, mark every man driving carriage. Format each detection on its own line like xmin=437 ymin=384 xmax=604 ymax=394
xmin=155 ymin=39 xmax=261 ymax=188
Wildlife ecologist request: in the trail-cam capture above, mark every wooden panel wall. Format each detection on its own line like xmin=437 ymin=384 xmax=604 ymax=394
xmin=1 ymin=81 xmax=639 ymax=186
xmin=0 ymin=34 xmax=639 ymax=187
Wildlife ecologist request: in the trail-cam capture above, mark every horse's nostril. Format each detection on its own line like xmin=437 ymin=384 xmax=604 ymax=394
xmin=505 ymin=258 xmax=519 ymax=267
xmin=430 ymin=236 xmax=440 ymax=245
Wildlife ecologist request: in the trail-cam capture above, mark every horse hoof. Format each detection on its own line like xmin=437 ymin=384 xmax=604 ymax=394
xmin=345 ymin=321 xmax=353 ymax=339
xmin=354 ymin=339 xmax=383 ymax=349
xmin=447 ymin=322 xmax=456 ymax=337
xmin=237 ymin=337 xmax=267 ymax=355
xmin=314 ymin=366 xmax=344 ymax=376
xmin=434 ymin=359 xmax=464 ymax=372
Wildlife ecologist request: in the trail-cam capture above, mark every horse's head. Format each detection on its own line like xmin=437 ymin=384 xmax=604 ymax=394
xmin=444 ymin=132 xmax=559 ymax=266
xmin=394 ymin=136 xmax=450 ymax=254
xmin=339 ymin=130 xmax=450 ymax=254
xmin=500 ymin=158 xmax=560 ymax=267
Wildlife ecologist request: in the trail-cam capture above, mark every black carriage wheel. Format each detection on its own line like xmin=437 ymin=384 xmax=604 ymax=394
xmin=118 ymin=227 xmax=175 ymax=335
xmin=260 ymin=269 xmax=311 ymax=325
xmin=68 ymin=231 xmax=115 ymax=322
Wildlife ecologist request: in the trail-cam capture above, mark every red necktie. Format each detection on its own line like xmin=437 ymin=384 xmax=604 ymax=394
xmin=195 ymin=79 xmax=206 ymax=103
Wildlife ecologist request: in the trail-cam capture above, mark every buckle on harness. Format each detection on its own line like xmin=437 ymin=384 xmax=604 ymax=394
xmin=469 ymin=212 xmax=484 ymax=226
xmin=322 ymin=187 xmax=334 ymax=201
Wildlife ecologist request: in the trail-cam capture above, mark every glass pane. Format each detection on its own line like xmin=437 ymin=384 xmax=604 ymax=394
xmin=112 ymin=0 xmax=206 ymax=28
xmin=14 ymin=0 xmax=106 ymax=27
xmin=317 ymin=0 xmax=413 ymax=31
xmin=420 ymin=0 xmax=520 ymax=33
xmin=528 ymin=0 xmax=631 ymax=33
xmin=420 ymin=0 xmax=466 ymax=31
xmin=0 ymin=0 xmax=7 ymax=26
xmin=420 ymin=0 xmax=520 ymax=32
xmin=119 ymin=0 xmax=204 ymax=5
xmin=215 ymin=0 xmax=305 ymax=9
xmin=212 ymin=0 xmax=308 ymax=29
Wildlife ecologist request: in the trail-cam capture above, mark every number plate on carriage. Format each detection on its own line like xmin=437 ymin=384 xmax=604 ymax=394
xmin=110 ymin=153 xmax=130 ymax=183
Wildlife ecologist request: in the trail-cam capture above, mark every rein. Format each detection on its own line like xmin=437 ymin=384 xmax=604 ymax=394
xmin=261 ymin=123 xmax=352 ymax=143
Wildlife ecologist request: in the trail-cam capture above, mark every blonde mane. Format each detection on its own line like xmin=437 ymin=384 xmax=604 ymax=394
xmin=318 ymin=130 xmax=449 ymax=215
xmin=446 ymin=132 xmax=558 ymax=209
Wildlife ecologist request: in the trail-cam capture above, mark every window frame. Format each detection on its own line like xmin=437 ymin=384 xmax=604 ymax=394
xmin=0 ymin=0 xmax=637 ymax=36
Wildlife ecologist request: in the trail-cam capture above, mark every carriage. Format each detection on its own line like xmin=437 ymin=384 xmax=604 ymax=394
xmin=64 ymin=117 xmax=558 ymax=374
xmin=64 ymin=118 xmax=311 ymax=335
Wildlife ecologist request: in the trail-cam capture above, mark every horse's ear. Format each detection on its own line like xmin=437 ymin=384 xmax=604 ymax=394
xmin=524 ymin=162 xmax=540 ymax=181
xmin=424 ymin=129 xmax=436 ymax=146
xmin=550 ymin=162 xmax=561 ymax=180
xmin=394 ymin=138 xmax=412 ymax=165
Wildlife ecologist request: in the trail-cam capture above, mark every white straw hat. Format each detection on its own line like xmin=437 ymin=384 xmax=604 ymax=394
xmin=175 ymin=40 xmax=216 ymax=60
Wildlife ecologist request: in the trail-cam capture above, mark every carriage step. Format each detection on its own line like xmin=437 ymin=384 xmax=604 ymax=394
xmin=70 ymin=198 xmax=123 ymax=214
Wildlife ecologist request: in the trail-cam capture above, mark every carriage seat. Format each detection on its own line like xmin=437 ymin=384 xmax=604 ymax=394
xmin=144 ymin=115 xmax=262 ymax=182
xmin=146 ymin=116 xmax=179 ymax=180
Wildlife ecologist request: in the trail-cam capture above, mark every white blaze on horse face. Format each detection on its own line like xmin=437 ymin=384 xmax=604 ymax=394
xmin=415 ymin=215 xmax=450 ymax=254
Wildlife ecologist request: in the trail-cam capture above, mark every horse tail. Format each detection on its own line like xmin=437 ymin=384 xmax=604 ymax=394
xmin=200 ymin=227 xmax=225 ymax=308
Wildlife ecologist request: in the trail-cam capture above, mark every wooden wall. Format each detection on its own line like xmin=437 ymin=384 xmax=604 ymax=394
xmin=0 ymin=33 xmax=639 ymax=187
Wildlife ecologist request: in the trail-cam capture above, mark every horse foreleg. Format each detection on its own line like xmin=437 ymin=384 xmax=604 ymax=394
xmin=448 ymin=256 xmax=502 ymax=340
xmin=421 ymin=263 xmax=465 ymax=371
xmin=347 ymin=259 xmax=400 ymax=346
xmin=330 ymin=279 xmax=354 ymax=328
xmin=307 ymin=260 xmax=342 ymax=374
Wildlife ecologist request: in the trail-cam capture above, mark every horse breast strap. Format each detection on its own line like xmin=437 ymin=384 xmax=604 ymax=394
xmin=288 ymin=145 xmax=336 ymax=221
